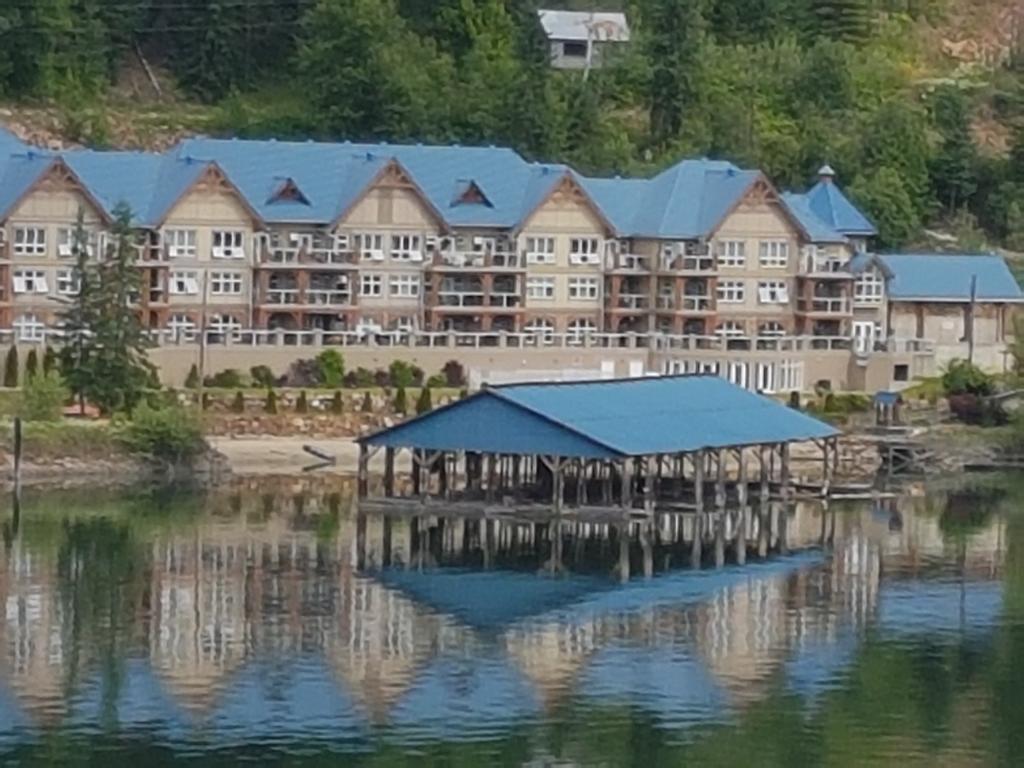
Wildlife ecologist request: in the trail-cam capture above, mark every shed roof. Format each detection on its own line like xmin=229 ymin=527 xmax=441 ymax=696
xmin=537 ymin=10 xmax=630 ymax=42
xmin=879 ymin=253 xmax=1024 ymax=302
xmin=361 ymin=375 xmax=837 ymax=459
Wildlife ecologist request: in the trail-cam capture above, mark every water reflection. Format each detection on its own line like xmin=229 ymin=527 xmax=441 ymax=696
xmin=0 ymin=476 xmax=1012 ymax=761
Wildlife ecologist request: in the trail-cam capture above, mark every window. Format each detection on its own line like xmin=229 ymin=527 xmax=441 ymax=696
xmin=169 ymin=270 xmax=200 ymax=295
xmin=389 ymin=274 xmax=421 ymax=298
xmin=56 ymin=268 xmax=80 ymax=296
xmin=210 ymin=271 xmax=243 ymax=296
xmin=167 ymin=313 xmax=196 ymax=338
xmin=759 ymin=240 xmax=789 ymax=268
xmin=12 ymin=269 xmax=47 ymax=294
xmin=718 ymin=240 xmax=745 ymax=268
xmin=854 ymin=270 xmax=884 ymax=305
xmin=524 ymin=318 xmax=555 ymax=342
xmin=360 ymin=273 xmax=384 ymax=297
xmin=563 ymin=41 xmax=588 ymax=58
xmin=165 ymin=229 xmax=198 ymax=259
xmin=893 ymin=364 xmax=909 ymax=382
xmin=716 ymin=320 xmax=746 ymax=338
xmin=524 ymin=236 xmax=556 ymax=265
xmin=567 ymin=276 xmax=599 ymax=300
xmin=13 ymin=227 xmax=46 ymax=257
xmin=526 ymin=277 xmax=555 ymax=300
xmin=355 ymin=233 xmax=385 ymax=261
xmin=569 ymin=237 xmax=601 ymax=265
xmin=208 ymin=314 xmax=242 ymax=335
xmin=716 ymin=280 xmax=745 ymax=304
xmin=13 ymin=313 xmax=44 ymax=342
xmin=212 ymin=230 xmax=245 ymax=259
xmin=56 ymin=227 xmax=79 ymax=259
xmin=757 ymin=280 xmax=789 ymax=304
xmin=758 ymin=320 xmax=786 ymax=337
xmin=390 ymin=234 xmax=423 ymax=262
xmin=566 ymin=318 xmax=597 ymax=343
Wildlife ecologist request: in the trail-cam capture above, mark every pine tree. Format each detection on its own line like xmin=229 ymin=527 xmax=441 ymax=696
xmin=415 ymin=386 xmax=432 ymax=414
xmin=812 ymin=0 xmax=871 ymax=43
xmin=24 ymin=349 xmax=38 ymax=381
xmin=929 ymin=86 xmax=977 ymax=211
xmin=296 ymin=390 xmax=309 ymax=413
xmin=231 ymin=391 xmax=246 ymax=413
xmin=361 ymin=391 xmax=373 ymax=412
xmin=331 ymin=390 xmax=344 ymax=414
xmin=394 ymin=386 xmax=408 ymax=415
xmin=42 ymin=346 xmax=57 ymax=375
xmin=647 ymin=0 xmax=709 ymax=146
xmin=58 ymin=210 xmax=98 ymax=410
xmin=265 ymin=389 xmax=278 ymax=414
xmin=3 ymin=346 xmax=18 ymax=388
xmin=184 ymin=364 xmax=200 ymax=389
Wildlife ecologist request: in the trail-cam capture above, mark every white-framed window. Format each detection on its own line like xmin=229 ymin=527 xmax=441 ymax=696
xmin=524 ymin=236 xmax=556 ymax=265
xmin=389 ymin=274 xmax=421 ymax=298
xmin=212 ymin=230 xmax=246 ymax=260
xmin=718 ymin=240 xmax=745 ymax=268
xmin=13 ymin=227 xmax=46 ymax=257
xmin=12 ymin=269 xmax=48 ymax=294
xmin=360 ymin=273 xmax=384 ymax=297
xmin=567 ymin=276 xmax=600 ymax=300
xmin=758 ymin=320 xmax=786 ymax=337
xmin=566 ymin=318 xmax=597 ymax=343
xmin=165 ymin=229 xmax=198 ymax=259
xmin=56 ymin=228 xmax=76 ymax=258
xmin=757 ymin=279 xmax=789 ymax=304
xmin=758 ymin=240 xmax=789 ymax=268
xmin=13 ymin=313 xmax=45 ymax=342
xmin=524 ymin=318 xmax=555 ymax=343
xmin=208 ymin=314 xmax=242 ymax=335
xmin=169 ymin=270 xmax=200 ymax=295
xmin=716 ymin=320 xmax=746 ymax=338
xmin=210 ymin=271 xmax=243 ymax=296
xmin=716 ymin=279 xmax=745 ymax=304
xmin=569 ymin=237 xmax=601 ymax=265
xmin=167 ymin=313 xmax=196 ymax=338
xmin=56 ymin=268 xmax=80 ymax=296
xmin=355 ymin=233 xmax=385 ymax=261
xmin=390 ymin=234 xmax=423 ymax=262
xmin=854 ymin=269 xmax=884 ymax=305
xmin=526 ymin=277 xmax=555 ymax=300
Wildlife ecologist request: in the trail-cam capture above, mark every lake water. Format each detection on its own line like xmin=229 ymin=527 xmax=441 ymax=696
xmin=0 ymin=474 xmax=1020 ymax=766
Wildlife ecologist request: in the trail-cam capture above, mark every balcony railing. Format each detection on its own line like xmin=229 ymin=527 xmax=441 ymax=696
xmin=258 ymin=242 xmax=358 ymax=267
xmin=797 ymin=296 xmax=851 ymax=314
xmin=264 ymin=289 xmax=299 ymax=305
xmin=489 ymin=293 xmax=521 ymax=308
xmin=681 ymin=295 xmax=714 ymax=311
xmin=607 ymin=253 xmax=650 ymax=271
xmin=307 ymin=289 xmax=352 ymax=306
xmin=438 ymin=291 xmax=485 ymax=308
xmin=433 ymin=251 xmax=522 ymax=269
xmin=661 ymin=255 xmax=716 ymax=273
xmin=614 ymin=294 xmax=650 ymax=310
xmin=802 ymin=254 xmax=849 ymax=276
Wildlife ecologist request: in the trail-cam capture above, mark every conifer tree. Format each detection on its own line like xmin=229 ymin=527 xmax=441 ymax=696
xmin=24 ymin=349 xmax=38 ymax=380
xmin=415 ymin=386 xmax=432 ymax=415
xmin=647 ymin=0 xmax=708 ymax=145
xmin=58 ymin=210 xmax=97 ymax=410
xmin=3 ymin=346 xmax=18 ymax=388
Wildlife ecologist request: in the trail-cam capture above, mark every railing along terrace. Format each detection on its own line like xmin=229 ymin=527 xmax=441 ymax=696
xmin=433 ymin=250 xmax=522 ymax=269
xmin=797 ymin=296 xmax=851 ymax=314
xmin=802 ymin=253 xmax=850 ymax=276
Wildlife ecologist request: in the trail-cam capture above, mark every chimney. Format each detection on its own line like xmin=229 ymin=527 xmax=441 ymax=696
xmin=817 ymin=163 xmax=836 ymax=184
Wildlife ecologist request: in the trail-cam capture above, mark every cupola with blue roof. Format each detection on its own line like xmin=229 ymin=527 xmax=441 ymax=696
xmin=804 ymin=162 xmax=877 ymax=238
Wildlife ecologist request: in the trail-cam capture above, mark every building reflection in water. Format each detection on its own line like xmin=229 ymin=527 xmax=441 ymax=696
xmin=0 ymin=480 xmax=1008 ymax=743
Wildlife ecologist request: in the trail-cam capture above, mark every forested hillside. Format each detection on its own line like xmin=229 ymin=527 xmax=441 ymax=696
xmin=0 ymin=0 xmax=1022 ymax=250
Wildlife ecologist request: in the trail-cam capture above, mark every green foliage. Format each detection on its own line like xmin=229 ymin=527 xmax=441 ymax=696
xmin=250 ymin=365 xmax=275 ymax=388
xmin=442 ymin=360 xmax=466 ymax=388
xmin=230 ymin=391 xmax=245 ymax=413
xmin=118 ymin=402 xmax=205 ymax=463
xmin=42 ymin=346 xmax=57 ymax=375
xmin=316 ymin=349 xmax=345 ymax=388
xmin=24 ymin=349 xmax=38 ymax=380
xmin=3 ymin=346 xmax=18 ymax=388
xmin=201 ymin=392 xmax=212 ymax=411
xmin=264 ymin=389 xmax=278 ymax=414
xmin=184 ymin=364 xmax=201 ymax=390
xmin=426 ymin=374 xmax=447 ymax=389
xmin=295 ymin=390 xmax=309 ymax=414
xmin=849 ymin=166 xmax=921 ymax=247
xmin=361 ymin=391 xmax=373 ymax=412
xmin=331 ymin=390 xmax=344 ymax=414
xmin=941 ymin=359 xmax=996 ymax=397
xmin=929 ymin=86 xmax=978 ymax=211
xmin=20 ymin=371 xmax=68 ymax=422
xmin=415 ymin=386 xmax=432 ymax=415
xmin=394 ymin=386 xmax=408 ymax=415
xmin=389 ymin=360 xmax=417 ymax=389
xmin=205 ymin=368 xmax=245 ymax=388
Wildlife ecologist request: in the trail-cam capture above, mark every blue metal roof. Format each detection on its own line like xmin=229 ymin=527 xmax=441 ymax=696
xmin=362 ymin=375 xmax=838 ymax=458
xmin=781 ymin=192 xmax=847 ymax=243
xmin=879 ymin=253 xmax=1024 ymax=302
xmin=0 ymin=151 xmax=53 ymax=218
xmin=805 ymin=178 xmax=877 ymax=236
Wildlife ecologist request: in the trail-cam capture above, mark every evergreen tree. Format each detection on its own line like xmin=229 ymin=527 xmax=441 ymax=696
xmin=331 ymin=390 xmax=344 ymax=414
xmin=860 ymin=102 xmax=933 ymax=219
xmin=42 ymin=346 xmax=57 ymax=375
xmin=929 ymin=86 xmax=977 ymax=210
xmin=849 ymin=166 xmax=921 ymax=247
xmin=812 ymin=0 xmax=871 ymax=43
xmin=361 ymin=391 xmax=373 ymax=412
xmin=24 ymin=349 xmax=38 ymax=380
xmin=3 ymin=346 xmax=18 ymax=388
xmin=81 ymin=204 xmax=154 ymax=413
xmin=265 ymin=389 xmax=278 ymax=414
xmin=393 ymin=386 xmax=408 ymax=415
xmin=415 ymin=386 xmax=432 ymax=414
xmin=646 ymin=0 xmax=709 ymax=146
xmin=231 ymin=391 xmax=246 ymax=413
xmin=295 ymin=390 xmax=309 ymax=414
xmin=184 ymin=364 xmax=200 ymax=389
xmin=58 ymin=210 xmax=97 ymax=410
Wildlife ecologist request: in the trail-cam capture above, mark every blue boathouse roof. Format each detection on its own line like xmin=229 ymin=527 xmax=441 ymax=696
xmin=361 ymin=375 xmax=838 ymax=459
xmin=879 ymin=253 xmax=1024 ymax=302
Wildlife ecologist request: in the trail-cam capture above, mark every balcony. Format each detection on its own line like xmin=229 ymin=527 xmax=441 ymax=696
xmin=613 ymin=294 xmax=650 ymax=311
xmin=797 ymin=296 xmax=851 ymax=314
xmin=432 ymin=250 xmax=522 ymax=270
xmin=801 ymin=249 xmax=851 ymax=277
xmin=307 ymin=289 xmax=353 ymax=307
xmin=265 ymin=289 xmax=299 ymax=305
xmin=438 ymin=291 xmax=485 ymax=308
xmin=258 ymin=236 xmax=358 ymax=268
xmin=606 ymin=253 xmax=650 ymax=272
xmin=488 ymin=293 xmax=522 ymax=309
xmin=661 ymin=254 xmax=716 ymax=273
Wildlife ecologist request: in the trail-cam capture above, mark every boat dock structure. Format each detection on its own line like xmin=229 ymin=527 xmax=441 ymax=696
xmin=357 ymin=375 xmax=841 ymax=515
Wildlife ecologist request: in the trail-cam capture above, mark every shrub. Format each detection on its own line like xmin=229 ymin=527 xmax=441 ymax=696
xmin=443 ymin=360 xmax=466 ymax=388
xmin=426 ymin=373 xmax=447 ymax=389
xmin=205 ymin=368 xmax=245 ymax=389
xmin=374 ymin=368 xmax=390 ymax=387
xmin=394 ymin=386 xmax=408 ymax=415
xmin=24 ymin=349 xmax=38 ymax=380
xmin=947 ymin=393 xmax=1007 ymax=426
xmin=119 ymin=402 xmax=204 ymax=463
xmin=316 ymin=349 xmax=345 ymax=388
xmin=282 ymin=358 xmax=320 ymax=387
xmin=296 ymin=390 xmax=309 ymax=414
xmin=331 ymin=390 xmax=344 ymax=414
xmin=361 ymin=392 xmax=373 ymax=412
xmin=250 ymin=364 xmax=276 ymax=388
xmin=184 ymin=364 xmax=200 ymax=389
xmin=415 ymin=386 xmax=432 ymax=415
xmin=42 ymin=346 xmax=57 ymax=375
xmin=344 ymin=367 xmax=375 ymax=388
xmin=389 ymin=360 xmax=416 ymax=388
xmin=265 ymin=389 xmax=278 ymax=414
xmin=3 ymin=346 xmax=18 ymax=387
xmin=231 ymin=391 xmax=246 ymax=413
xmin=201 ymin=392 xmax=212 ymax=411
xmin=942 ymin=359 xmax=995 ymax=397
xmin=20 ymin=371 xmax=68 ymax=422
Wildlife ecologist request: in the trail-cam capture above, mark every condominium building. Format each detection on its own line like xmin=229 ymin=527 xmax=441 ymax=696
xmin=0 ymin=127 xmax=1019 ymax=391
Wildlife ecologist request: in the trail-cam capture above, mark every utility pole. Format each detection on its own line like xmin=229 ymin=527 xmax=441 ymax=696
xmin=967 ymin=273 xmax=978 ymax=366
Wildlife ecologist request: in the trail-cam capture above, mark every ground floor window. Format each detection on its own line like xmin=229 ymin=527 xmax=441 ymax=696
xmin=13 ymin=313 xmax=45 ymax=342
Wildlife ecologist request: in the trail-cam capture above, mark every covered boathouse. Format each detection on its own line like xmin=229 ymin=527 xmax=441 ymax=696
xmin=357 ymin=375 xmax=840 ymax=514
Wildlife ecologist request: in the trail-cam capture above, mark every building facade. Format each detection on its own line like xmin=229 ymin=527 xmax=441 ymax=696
xmin=0 ymin=128 xmax=1019 ymax=392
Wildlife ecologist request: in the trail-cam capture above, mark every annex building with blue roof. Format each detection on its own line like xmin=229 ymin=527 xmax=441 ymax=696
xmin=0 ymin=125 xmax=1019 ymax=393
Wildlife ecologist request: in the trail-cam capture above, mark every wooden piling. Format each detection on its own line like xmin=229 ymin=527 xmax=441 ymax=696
xmin=357 ymin=442 xmax=369 ymax=498
xmin=383 ymin=447 xmax=395 ymax=497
